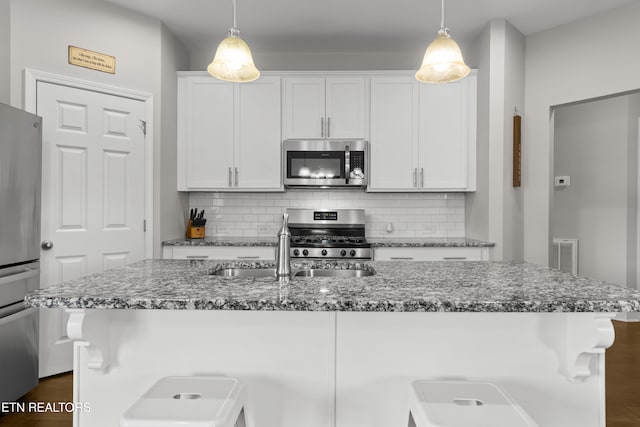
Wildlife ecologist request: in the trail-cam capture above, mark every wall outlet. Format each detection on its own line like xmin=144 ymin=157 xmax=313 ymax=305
xmin=554 ymin=176 xmax=571 ymax=187
xmin=257 ymin=223 xmax=271 ymax=235
xmin=422 ymin=224 xmax=436 ymax=234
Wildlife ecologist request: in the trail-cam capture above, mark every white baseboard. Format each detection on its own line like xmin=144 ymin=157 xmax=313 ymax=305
xmin=614 ymin=312 xmax=640 ymax=322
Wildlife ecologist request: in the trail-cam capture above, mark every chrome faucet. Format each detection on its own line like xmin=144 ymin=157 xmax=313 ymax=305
xmin=276 ymin=212 xmax=291 ymax=280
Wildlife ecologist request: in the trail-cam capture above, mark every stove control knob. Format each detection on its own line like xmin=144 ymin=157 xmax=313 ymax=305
xmin=340 ymin=250 xmax=347 ymax=257
xmin=293 ymin=249 xmax=300 ymax=256
xmin=321 ymin=249 xmax=328 ymax=256
xmin=350 ymin=250 xmax=357 ymax=257
xmin=302 ymin=249 xmax=309 ymax=256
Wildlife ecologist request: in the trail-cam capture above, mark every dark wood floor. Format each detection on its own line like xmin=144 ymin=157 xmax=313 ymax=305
xmin=1 ymin=320 xmax=639 ymax=426
xmin=0 ymin=371 xmax=72 ymax=426
xmin=606 ymin=320 xmax=640 ymax=426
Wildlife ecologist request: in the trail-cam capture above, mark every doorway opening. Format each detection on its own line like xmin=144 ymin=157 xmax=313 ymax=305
xmin=550 ymin=91 xmax=640 ymax=290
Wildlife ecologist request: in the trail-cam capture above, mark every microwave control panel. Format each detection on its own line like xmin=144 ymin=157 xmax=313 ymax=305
xmin=350 ymin=151 xmax=365 ymax=172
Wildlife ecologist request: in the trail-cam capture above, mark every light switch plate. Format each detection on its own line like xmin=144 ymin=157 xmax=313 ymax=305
xmin=554 ymin=176 xmax=570 ymax=187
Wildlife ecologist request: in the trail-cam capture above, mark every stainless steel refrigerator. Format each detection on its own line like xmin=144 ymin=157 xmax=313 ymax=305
xmin=0 ymin=103 xmax=42 ymax=404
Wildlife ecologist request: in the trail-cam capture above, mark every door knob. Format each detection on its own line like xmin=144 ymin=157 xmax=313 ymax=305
xmin=41 ymin=240 xmax=54 ymax=250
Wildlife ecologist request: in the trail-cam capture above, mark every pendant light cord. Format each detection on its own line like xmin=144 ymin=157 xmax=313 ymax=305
xmin=232 ymin=0 xmax=237 ymax=29
xmin=440 ymin=0 xmax=446 ymax=30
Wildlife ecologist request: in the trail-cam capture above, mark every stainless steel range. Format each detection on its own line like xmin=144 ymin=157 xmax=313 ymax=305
xmin=286 ymin=208 xmax=371 ymax=260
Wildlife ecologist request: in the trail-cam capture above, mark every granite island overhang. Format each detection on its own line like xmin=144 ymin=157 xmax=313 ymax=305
xmin=26 ymin=259 xmax=640 ymax=427
xmin=25 ymin=259 xmax=640 ymax=312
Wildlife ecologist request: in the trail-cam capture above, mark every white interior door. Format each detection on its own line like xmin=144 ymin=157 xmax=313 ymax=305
xmin=37 ymin=82 xmax=147 ymax=377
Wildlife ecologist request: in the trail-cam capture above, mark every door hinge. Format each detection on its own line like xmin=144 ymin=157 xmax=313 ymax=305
xmin=143 ymin=220 xmax=147 ymax=232
xmin=138 ymin=120 xmax=147 ymax=136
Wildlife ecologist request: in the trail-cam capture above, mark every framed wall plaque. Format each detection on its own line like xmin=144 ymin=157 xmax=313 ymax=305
xmin=68 ymin=46 xmax=115 ymax=74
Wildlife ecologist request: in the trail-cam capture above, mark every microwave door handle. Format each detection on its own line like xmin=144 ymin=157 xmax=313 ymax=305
xmin=344 ymin=145 xmax=350 ymax=184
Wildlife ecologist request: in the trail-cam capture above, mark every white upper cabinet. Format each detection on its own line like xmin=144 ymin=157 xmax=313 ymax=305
xmin=369 ymin=76 xmax=419 ymax=190
xmin=236 ymin=79 xmax=283 ymax=189
xmin=419 ymin=72 xmax=477 ymax=191
xmin=177 ymin=73 xmax=282 ymax=191
xmin=284 ymin=77 xmax=366 ymax=139
xmin=368 ymin=71 xmax=477 ymax=192
xmin=177 ymin=71 xmax=475 ymax=193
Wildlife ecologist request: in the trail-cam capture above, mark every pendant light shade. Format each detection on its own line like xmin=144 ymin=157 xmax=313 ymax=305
xmin=415 ymin=0 xmax=470 ymax=84
xmin=207 ymin=0 xmax=260 ymax=83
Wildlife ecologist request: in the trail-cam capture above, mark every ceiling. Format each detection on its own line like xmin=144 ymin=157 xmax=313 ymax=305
xmin=103 ymin=0 xmax=636 ymax=54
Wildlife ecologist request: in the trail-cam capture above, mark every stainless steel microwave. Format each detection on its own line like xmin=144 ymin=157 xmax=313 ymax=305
xmin=283 ymin=140 xmax=367 ymax=188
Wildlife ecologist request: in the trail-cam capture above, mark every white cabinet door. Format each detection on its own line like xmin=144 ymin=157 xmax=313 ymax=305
xmin=369 ymin=72 xmax=477 ymax=192
xmin=283 ymin=76 xmax=367 ymax=139
xmin=325 ymin=77 xmax=366 ymax=139
xmin=419 ymin=72 xmax=476 ymax=190
xmin=373 ymin=246 xmax=488 ymax=261
xmin=369 ymin=77 xmax=419 ymax=190
xmin=163 ymin=246 xmax=275 ymax=260
xmin=178 ymin=74 xmax=282 ymax=191
xmin=178 ymin=76 xmax=234 ymax=190
xmin=283 ymin=77 xmax=325 ymax=139
xmin=236 ymin=76 xmax=282 ymax=189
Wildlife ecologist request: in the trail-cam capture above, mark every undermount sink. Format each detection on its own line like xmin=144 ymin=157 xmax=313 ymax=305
xmin=213 ymin=268 xmax=278 ymax=278
xmin=293 ymin=268 xmax=375 ymax=278
xmin=212 ymin=267 xmax=376 ymax=279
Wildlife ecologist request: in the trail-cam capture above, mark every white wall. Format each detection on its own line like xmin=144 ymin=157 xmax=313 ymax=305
xmin=158 ymin=24 xmax=190 ymax=248
xmin=190 ymin=42 xmax=476 ymax=72
xmin=9 ymin=0 xmax=188 ymax=257
xmin=465 ymin=23 xmax=491 ymax=243
xmin=629 ymin=94 xmax=640 ymax=288
xmin=501 ymin=22 xmax=525 ymax=261
xmin=9 ymin=0 xmax=160 ymax=107
xmin=0 ymin=0 xmax=9 ymax=104
xmin=552 ymin=96 xmax=630 ymax=287
xmin=465 ymin=20 xmax=525 ymax=261
xmin=524 ymin=1 xmax=640 ymax=266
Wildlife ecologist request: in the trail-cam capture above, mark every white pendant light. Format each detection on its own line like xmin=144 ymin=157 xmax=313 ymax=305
xmin=415 ymin=0 xmax=470 ymax=84
xmin=207 ymin=0 xmax=260 ymax=83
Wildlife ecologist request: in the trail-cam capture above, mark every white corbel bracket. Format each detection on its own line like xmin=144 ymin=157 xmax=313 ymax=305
xmin=565 ymin=312 xmax=615 ymax=381
xmin=66 ymin=308 xmax=110 ymax=372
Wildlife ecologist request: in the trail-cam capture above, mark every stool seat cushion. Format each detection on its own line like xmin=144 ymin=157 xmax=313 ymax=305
xmin=121 ymin=376 xmax=245 ymax=427
xmin=409 ymin=380 xmax=537 ymax=427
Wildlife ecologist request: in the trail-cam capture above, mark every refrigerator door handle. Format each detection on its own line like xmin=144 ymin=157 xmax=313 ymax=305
xmin=0 ymin=268 xmax=39 ymax=285
xmin=0 ymin=304 xmax=37 ymax=326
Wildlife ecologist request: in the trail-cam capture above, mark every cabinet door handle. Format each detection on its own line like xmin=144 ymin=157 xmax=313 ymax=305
xmin=413 ymin=168 xmax=417 ymax=187
xmin=443 ymin=257 xmax=467 ymax=260
xmin=228 ymin=167 xmax=232 ymax=187
xmin=320 ymin=117 xmax=324 ymax=138
xmin=186 ymin=255 xmax=209 ymax=259
xmin=390 ymin=257 xmax=414 ymax=260
xmin=327 ymin=117 xmax=330 ymax=138
xmin=235 ymin=167 xmax=238 ymax=187
xmin=421 ymin=168 xmax=424 ymax=187
xmin=237 ymin=256 xmax=260 ymax=260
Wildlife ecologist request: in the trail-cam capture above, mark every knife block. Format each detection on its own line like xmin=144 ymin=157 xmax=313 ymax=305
xmin=186 ymin=219 xmax=205 ymax=239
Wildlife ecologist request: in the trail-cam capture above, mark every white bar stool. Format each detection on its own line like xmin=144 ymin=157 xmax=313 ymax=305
xmin=121 ymin=376 xmax=248 ymax=427
xmin=408 ymin=380 xmax=538 ymax=427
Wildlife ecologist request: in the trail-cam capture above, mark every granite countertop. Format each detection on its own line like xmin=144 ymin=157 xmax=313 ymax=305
xmin=368 ymin=237 xmax=494 ymax=247
xmin=162 ymin=237 xmax=494 ymax=248
xmin=163 ymin=237 xmax=278 ymax=246
xmin=26 ymin=259 xmax=640 ymax=313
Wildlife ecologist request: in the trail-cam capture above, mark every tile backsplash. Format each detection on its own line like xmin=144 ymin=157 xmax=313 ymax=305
xmin=189 ymin=190 xmax=465 ymax=239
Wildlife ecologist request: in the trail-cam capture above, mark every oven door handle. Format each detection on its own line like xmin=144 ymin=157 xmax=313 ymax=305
xmin=344 ymin=145 xmax=350 ymax=184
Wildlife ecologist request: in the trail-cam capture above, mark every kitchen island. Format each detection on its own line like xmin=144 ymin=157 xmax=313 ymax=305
xmin=26 ymin=259 xmax=640 ymax=427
